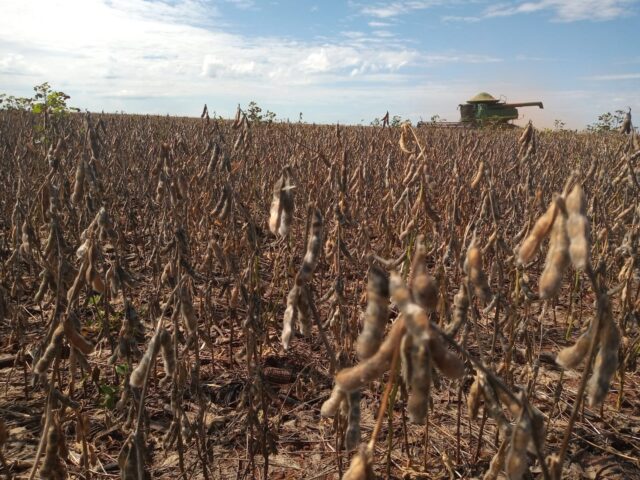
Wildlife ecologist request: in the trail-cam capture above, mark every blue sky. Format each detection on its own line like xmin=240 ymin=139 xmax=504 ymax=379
xmin=0 ymin=0 xmax=638 ymax=128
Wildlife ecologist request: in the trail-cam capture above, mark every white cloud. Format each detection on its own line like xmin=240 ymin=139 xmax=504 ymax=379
xmin=424 ymin=53 xmax=503 ymax=64
xmin=461 ymin=0 xmax=637 ymax=22
xmin=223 ymin=0 xmax=255 ymax=10
xmin=587 ymin=73 xmax=640 ymax=80
xmin=107 ymin=0 xmax=218 ymax=26
xmin=341 ymin=31 xmax=367 ymax=39
xmin=301 ymin=49 xmax=333 ymax=73
xmin=0 ymin=53 xmax=43 ymax=75
xmin=363 ymin=0 xmax=636 ymax=23
xmin=361 ymin=1 xmax=446 ymax=18
xmin=0 ymin=1 xmax=422 ymax=93
xmin=361 ymin=4 xmax=406 ymax=18
xmin=515 ymin=54 xmax=557 ymax=61
xmin=201 ymin=56 xmax=257 ymax=77
xmin=441 ymin=15 xmax=481 ymax=22
xmin=372 ymin=30 xmax=396 ymax=37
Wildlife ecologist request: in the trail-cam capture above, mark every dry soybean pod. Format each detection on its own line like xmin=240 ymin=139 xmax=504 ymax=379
xmin=447 ymin=281 xmax=469 ymax=336
xmin=268 ymin=168 xmax=294 ymax=237
xmin=407 ymin=340 xmax=432 ymax=424
xmin=130 ymin=329 xmax=162 ymax=388
xmin=465 ymin=241 xmax=491 ymax=302
xmin=483 ymin=438 xmax=508 ymax=480
xmin=470 ymin=161 xmax=485 ymax=189
xmin=336 ymin=316 xmax=406 ymax=393
xmin=588 ymin=313 xmax=621 ymax=408
xmin=40 ymin=421 xmax=66 ymax=479
xmin=281 ymin=285 xmax=300 ymax=350
xmin=34 ymin=324 xmax=65 ymax=376
xmin=467 ymin=374 xmax=482 ymax=420
xmin=565 ymin=183 xmax=590 ymax=271
xmin=517 ymin=198 xmax=558 ymax=265
xmin=320 ymin=385 xmax=346 ymax=418
xmin=342 ymin=445 xmax=374 ymax=480
xmin=556 ymin=325 xmax=594 ymax=369
xmin=344 ymin=391 xmax=362 ymax=451
xmin=539 ymin=198 xmax=570 ymax=299
xmin=158 ymin=328 xmax=176 ymax=385
xmin=505 ymin=411 xmax=532 ymax=480
xmin=63 ymin=313 xmax=94 ymax=356
xmin=356 ymin=265 xmax=390 ymax=361
xmin=427 ymin=332 xmax=465 ymax=379
xmin=410 ymin=235 xmax=438 ymax=312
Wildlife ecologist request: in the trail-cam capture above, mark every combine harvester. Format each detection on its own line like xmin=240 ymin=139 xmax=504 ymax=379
xmin=421 ymin=92 xmax=544 ymax=128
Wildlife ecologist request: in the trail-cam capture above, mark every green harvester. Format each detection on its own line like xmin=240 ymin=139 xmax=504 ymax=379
xmin=459 ymin=92 xmax=544 ymax=127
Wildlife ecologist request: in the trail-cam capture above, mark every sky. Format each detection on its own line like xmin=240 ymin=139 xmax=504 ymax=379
xmin=0 ymin=0 xmax=639 ymax=128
